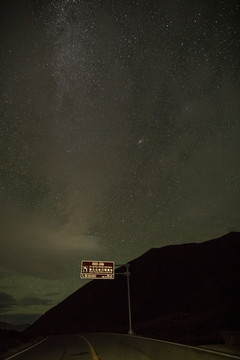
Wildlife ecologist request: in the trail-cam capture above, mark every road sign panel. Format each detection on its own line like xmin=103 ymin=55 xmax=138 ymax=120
xmin=80 ymin=260 xmax=115 ymax=279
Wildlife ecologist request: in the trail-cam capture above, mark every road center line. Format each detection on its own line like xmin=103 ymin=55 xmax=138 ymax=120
xmin=80 ymin=336 xmax=99 ymax=360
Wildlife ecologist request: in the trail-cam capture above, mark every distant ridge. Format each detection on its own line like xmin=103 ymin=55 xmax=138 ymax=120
xmin=0 ymin=322 xmax=29 ymax=332
xmin=25 ymin=232 xmax=240 ymax=345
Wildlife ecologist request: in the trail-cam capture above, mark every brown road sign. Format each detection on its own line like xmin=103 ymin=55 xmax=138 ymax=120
xmin=80 ymin=260 xmax=115 ymax=279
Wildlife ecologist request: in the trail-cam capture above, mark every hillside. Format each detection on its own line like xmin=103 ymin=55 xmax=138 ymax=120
xmin=25 ymin=232 xmax=240 ymax=345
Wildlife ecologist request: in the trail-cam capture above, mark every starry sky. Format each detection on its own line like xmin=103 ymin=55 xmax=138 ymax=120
xmin=0 ymin=0 xmax=240 ymax=325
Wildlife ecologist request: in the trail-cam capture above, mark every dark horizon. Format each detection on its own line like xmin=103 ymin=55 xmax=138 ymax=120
xmin=1 ymin=231 xmax=240 ymax=326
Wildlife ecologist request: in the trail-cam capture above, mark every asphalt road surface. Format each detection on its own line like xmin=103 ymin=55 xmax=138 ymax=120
xmin=5 ymin=333 xmax=240 ymax=360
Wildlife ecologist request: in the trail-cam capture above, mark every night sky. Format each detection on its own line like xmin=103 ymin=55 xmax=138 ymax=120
xmin=1 ymin=0 xmax=240 ymax=325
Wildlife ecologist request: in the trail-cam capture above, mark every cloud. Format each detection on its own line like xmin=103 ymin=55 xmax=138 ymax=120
xmin=0 ymin=202 xmax=105 ymax=278
xmin=0 ymin=291 xmax=54 ymax=311
xmin=18 ymin=296 xmax=54 ymax=306
xmin=44 ymin=292 xmax=59 ymax=297
xmin=0 ymin=291 xmax=16 ymax=312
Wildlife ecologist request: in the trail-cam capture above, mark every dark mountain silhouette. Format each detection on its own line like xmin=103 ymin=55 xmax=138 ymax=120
xmin=25 ymin=232 xmax=240 ymax=345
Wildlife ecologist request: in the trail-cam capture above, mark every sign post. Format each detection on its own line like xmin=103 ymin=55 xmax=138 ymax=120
xmin=125 ymin=263 xmax=134 ymax=335
xmin=80 ymin=260 xmax=134 ymax=334
xmin=116 ymin=263 xmax=134 ymax=335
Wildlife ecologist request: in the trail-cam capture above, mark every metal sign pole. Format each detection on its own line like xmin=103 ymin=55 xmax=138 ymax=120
xmin=125 ymin=263 xmax=134 ymax=335
xmin=116 ymin=263 xmax=134 ymax=335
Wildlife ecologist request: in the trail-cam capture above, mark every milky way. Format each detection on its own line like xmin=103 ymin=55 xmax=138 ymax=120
xmin=0 ymin=0 xmax=240 ymax=323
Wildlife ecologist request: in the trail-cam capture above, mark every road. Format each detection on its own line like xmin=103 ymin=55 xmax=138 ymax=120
xmin=5 ymin=333 xmax=240 ymax=360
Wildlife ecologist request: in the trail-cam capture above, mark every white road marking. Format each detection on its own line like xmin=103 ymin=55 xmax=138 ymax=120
xmin=4 ymin=337 xmax=47 ymax=360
